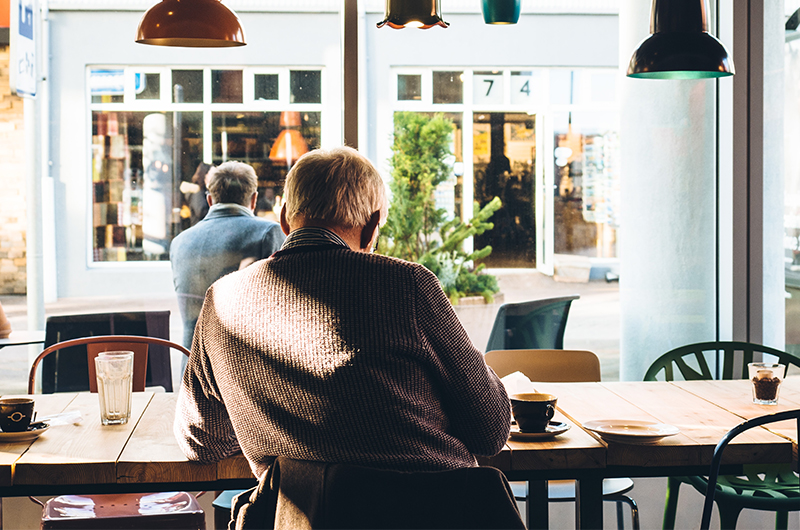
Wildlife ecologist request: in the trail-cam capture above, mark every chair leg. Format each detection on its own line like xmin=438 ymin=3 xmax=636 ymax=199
xmin=608 ymin=495 xmax=639 ymax=530
xmin=716 ymin=500 xmax=744 ymax=530
xmin=662 ymin=477 xmax=681 ymax=530
xmin=775 ymin=510 xmax=789 ymax=530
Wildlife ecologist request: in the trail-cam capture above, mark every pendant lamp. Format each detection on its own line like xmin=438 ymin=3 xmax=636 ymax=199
xmin=269 ymin=112 xmax=309 ymax=169
xmin=377 ymin=0 xmax=448 ymax=29
xmin=627 ymin=0 xmax=734 ymax=79
xmin=481 ymin=0 xmax=520 ymax=25
xmin=136 ymin=0 xmax=246 ymax=47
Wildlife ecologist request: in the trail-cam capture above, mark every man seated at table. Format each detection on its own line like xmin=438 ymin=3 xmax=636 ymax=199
xmin=170 ymin=160 xmax=285 ymax=353
xmin=174 ymin=146 xmax=510 ymax=479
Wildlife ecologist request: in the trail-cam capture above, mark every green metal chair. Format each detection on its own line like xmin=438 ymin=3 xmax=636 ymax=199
xmin=644 ymin=341 xmax=800 ymax=530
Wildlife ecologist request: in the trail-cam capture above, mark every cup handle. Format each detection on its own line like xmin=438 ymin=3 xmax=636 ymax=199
xmin=545 ymin=404 xmax=555 ymax=421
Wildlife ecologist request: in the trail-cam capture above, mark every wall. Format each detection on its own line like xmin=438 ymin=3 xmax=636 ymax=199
xmin=0 ymin=45 xmax=27 ymax=294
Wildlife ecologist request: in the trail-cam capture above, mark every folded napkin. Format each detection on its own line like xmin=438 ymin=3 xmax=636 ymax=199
xmin=500 ymin=371 xmax=536 ymax=395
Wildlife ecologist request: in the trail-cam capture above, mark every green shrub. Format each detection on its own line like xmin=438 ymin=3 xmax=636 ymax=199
xmin=379 ymin=111 xmax=501 ymax=304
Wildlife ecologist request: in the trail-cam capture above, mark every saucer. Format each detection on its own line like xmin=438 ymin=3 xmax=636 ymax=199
xmin=0 ymin=423 xmax=49 ymax=443
xmin=582 ymin=419 xmax=679 ymax=445
xmin=509 ymin=421 xmax=570 ymax=440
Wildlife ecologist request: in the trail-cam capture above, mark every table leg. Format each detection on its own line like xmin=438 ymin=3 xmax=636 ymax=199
xmin=526 ymin=480 xmax=548 ymax=530
xmin=575 ymin=475 xmax=603 ymax=529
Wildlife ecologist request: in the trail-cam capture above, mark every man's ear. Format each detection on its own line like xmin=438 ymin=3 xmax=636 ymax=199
xmin=249 ymin=192 xmax=258 ymax=212
xmin=280 ymin=204 xmax=291 ymax=236
xmin=360 ymin=210 xmax=381 ymax=252
xmin=206 ymin=193 xmax=214 ymax=207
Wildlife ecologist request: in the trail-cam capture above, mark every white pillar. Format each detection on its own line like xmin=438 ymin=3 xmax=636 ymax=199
xmin=619 ymin=0 xmax=719 ymax=380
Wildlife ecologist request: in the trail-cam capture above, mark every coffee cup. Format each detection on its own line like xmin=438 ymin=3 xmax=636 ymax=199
xmin=510 ymin=393 xmax=557 ymax=433
xmin=0 ymin=398 xmax=35 ymax=432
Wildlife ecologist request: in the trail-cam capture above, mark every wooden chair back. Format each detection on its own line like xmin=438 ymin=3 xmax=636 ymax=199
xmin=484 ymin=349 xmax=601 ymax=382
xmin=29 ymin=335 xmax=190 ymax=394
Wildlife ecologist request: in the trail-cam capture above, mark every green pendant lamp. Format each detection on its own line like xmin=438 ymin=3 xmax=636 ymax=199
xmin=482 ymin=0 xmax=520 ymax=25
xmin=136 ymin=0 xmax=246 ymax=47
xmin=377 ymin=0 xmax=448 ymax=29
xmin=627 ymin=0 xmax=733 ymax=79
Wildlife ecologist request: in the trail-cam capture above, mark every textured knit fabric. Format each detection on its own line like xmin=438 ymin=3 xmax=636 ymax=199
xmin=170 ymin=203 xmax=285 ymax=349
xmin=174 ymin=236 xmax=511 ymax=478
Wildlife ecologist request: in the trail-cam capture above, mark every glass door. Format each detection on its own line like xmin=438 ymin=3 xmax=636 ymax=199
xmin=472 ymin=111 xmax=553 ymax=271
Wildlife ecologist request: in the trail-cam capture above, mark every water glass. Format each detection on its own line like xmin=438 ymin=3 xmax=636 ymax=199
xmin=748 ymin=362 xmax=786 ymax=405
xmin=95 ymin=351 xmax=134 ymax=425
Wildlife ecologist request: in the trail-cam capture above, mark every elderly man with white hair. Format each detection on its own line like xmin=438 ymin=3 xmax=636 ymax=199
xmin=174 ymin=146 xmax=510 ymax=480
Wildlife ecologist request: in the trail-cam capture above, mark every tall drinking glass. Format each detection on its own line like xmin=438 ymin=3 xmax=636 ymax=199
xmin=95 ymin=351 xmax=134 ymax=425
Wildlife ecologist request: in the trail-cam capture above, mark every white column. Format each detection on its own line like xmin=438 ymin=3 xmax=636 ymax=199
xmin=619 ymin=0 xmax=719 ymax=380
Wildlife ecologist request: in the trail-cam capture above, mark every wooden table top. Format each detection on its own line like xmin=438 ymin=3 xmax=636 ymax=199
xmin=0 ymin=380 xmax=796 ymax=493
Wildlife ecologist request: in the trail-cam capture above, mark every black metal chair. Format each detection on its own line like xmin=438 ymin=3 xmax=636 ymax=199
xmin=700 ymin=409 xmax=800 ymax=530
xmin=41 ymin=311 xmax=174 ymax=392
xmin=485 ymin=295 xmax=580 ymax=353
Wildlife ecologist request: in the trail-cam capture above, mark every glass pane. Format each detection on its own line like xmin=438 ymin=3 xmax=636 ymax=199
xmin=255 ymin=74 xmax=279 ymax=100
xmin=397 ymin=74 xmax=421 ymax=101
xmin=290 ymin=70 xmax=321 ymax=103
xmin=553 ymin=111 xmax=619 ymax=259
xmin=135 ymin=73 xmax=160 ymax=100
xmin=91 ymin=111 xmax=203 ymax=262
xmin=473 ymin=71 xmax=503 ymax=105
xmin=432 ymin=71 xmax=463 ymax=104
xmin=172 ymin=70 xmax=203 ymax=103
xmin=212 ymin=70 xmax=243 ymax=103
xmin=212 ymin=111 xmax=321 ymax=218
xmin=510 ymin=71 xmax=542 ymax=106
xmin=473 ymin=112 xmax=535 ymax=266
xmin=90 ymin=69 xmax=124 ymax=104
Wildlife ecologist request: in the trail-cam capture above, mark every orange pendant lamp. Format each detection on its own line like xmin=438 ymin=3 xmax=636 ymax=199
xmin=136 ymin=0 xmax=246 ymax=47
xmin=377 ymin=0 xmax=449 ymax=29
xmin=269 ymin=112 xmax=309 ymax=169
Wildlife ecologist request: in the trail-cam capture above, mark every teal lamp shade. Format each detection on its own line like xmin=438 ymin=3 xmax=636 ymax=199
xmin=136 ymin=0 xmax=246 ymax=47
xmin=377 ymin=0 xmax=449 ymax=29
xmin=627 ymin=0 xmax=734 ymax=79
xmin=482 ymin=0 xmax=520 ymax=25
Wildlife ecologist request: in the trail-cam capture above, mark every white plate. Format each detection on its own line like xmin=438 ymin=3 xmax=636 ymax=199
xmin=0 ymin=423 xmax=49 ymax=443
xmin=583 ymin=419 xmax=679 ymax=445
xmin=509 ymin=421 xmax=571 ymax=440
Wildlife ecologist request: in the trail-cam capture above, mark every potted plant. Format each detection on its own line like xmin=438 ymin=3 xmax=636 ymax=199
xmin=379 ymin=111 xmax=502 ymax=305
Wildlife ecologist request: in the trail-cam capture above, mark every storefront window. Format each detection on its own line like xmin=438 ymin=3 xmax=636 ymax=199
xmin=89 ymin=66 xmax=323 ymax=263
xmin=390 ymin=67 xmax=618 ymax=269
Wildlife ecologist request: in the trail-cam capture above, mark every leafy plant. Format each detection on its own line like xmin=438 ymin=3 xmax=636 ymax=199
xmin=379 ymin=111 xmax=502 ymax=304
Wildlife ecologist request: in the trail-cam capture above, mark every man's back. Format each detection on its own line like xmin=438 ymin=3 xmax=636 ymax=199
xmin=177 ymin=244 xmax=510 ymax=477
xmin=170 ymin=203 xmax=285 ymax=347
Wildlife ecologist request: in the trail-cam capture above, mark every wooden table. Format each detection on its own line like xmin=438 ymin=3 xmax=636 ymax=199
xmin=0 ymin=382 xmax=796 ymax=529
xmin=489 ymin=379 xmax=797 ymax=529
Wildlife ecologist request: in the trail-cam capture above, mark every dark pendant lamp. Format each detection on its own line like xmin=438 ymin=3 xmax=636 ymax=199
xmin=377 ymin=0 xmax=448 ymax=29
xmin=627 ymin=0 xmax=734 ymax=79
xmin=136 ymin=0 xmax=246 ymax=47
xmin=481 ymin=0 xmax=520 ymax=25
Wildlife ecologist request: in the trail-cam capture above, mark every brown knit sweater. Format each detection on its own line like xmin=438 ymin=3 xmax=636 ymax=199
xmin=174 ymin=239 xmax=510 ymax=478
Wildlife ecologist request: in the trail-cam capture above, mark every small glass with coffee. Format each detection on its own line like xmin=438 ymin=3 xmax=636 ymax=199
xmin=748 ymin=362 xmax=786 ymax=405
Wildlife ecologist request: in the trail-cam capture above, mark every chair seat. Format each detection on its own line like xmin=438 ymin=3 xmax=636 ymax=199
xmin=41 ymin=492 xmax=205 ymax=530
xmin=511 ymin=478 xmax=635 ymax=501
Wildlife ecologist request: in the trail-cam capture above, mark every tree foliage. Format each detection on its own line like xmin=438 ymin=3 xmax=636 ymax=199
xmin=380 ymin=112 xmax=501 ymax=303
